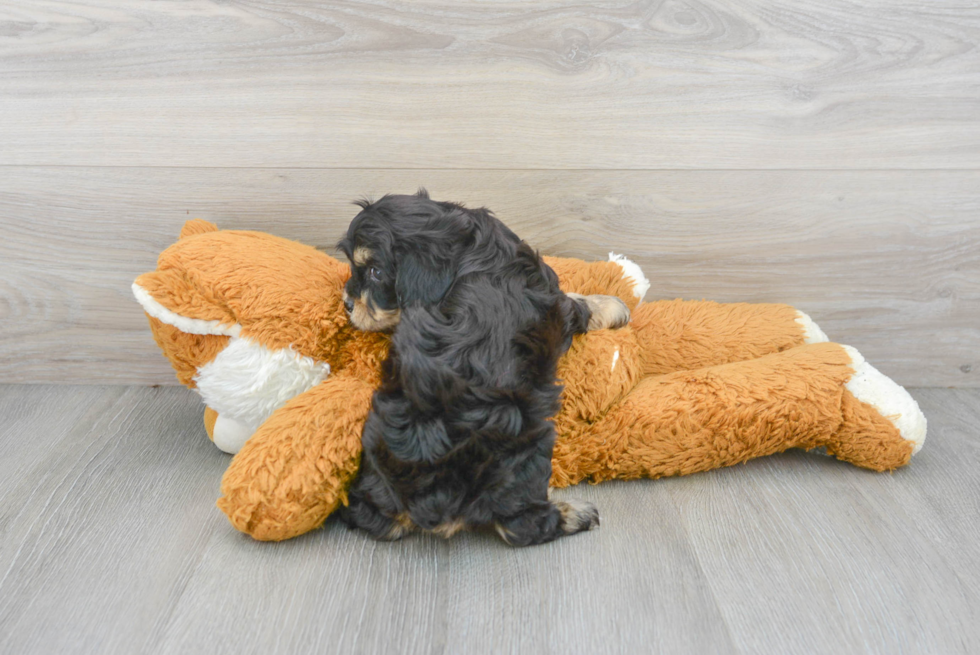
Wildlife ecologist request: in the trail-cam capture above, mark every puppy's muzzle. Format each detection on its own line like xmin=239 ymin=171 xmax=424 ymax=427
xmin=343 ymin=296 xmax=355 ymax=314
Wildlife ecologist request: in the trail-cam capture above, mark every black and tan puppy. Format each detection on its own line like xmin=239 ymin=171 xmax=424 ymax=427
xmin=337 ymin=191 xmax=629 ymax=546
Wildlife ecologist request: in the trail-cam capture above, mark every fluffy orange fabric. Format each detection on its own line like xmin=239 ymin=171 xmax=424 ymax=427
xmin=552 ymin=342 xmax=910 ymax=486
xmin=216 ymin=373 xmax=375 ymax=540
xmin=136 ymin=221 xmax=921 ymax=542
xmin=146 ymin=317 xmax=228 ymax=388
xmin=203 ymin=406 xmax=218 ymax=442
xmin=631 ymin=300 xmax=808 ymax=375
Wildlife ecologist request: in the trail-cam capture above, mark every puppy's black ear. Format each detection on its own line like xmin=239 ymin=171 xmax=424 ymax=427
xmin=395 ymin=248 xmax=454 ymax=307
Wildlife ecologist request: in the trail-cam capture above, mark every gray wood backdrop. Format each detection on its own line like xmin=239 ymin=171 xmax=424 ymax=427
xmin=0 ymin=0 xmax=977 ymax=387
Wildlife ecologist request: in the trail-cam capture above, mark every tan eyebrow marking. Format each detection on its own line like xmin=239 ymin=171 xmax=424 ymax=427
xmin=353 ymin=247 xmax=373 ymax=266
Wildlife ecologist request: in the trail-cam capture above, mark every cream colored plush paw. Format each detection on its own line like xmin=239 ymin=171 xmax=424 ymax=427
xmin=795 ymin=310 xmax=829 ymax=343
xmin=212 ymin=414 xmax=255 ymax=454
xmin=843 ymin=345 xmax=927 ymax=454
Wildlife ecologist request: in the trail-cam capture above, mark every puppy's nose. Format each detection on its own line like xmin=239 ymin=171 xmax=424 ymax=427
xmin=343 ymin=297 xmax=355 ymax=313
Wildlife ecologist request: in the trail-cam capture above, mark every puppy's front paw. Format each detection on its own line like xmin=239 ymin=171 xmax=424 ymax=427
xmin=556 ymin=498 xmax=600 ymax=535
xmin=580 ymin=294 xmax=630 ymax=331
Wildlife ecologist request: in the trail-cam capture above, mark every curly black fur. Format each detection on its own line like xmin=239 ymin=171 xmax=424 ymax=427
xmin=336 ymin=190 xmax=602 ymax=546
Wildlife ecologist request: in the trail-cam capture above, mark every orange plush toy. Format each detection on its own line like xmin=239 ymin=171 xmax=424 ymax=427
xmin=134 ymin=220 xmax=926 ymax=542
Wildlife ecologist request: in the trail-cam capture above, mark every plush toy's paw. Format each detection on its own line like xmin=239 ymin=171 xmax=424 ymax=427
xmin=843 ymin=345 xmax=927 ymax=454
xmin=212 ymin=414 xmax=255 ymax=454
xmin=544 ymin=255 xmax=647 ymax=309
xmin=796 ymin=310 xmax=830 ymax=343
xmin=568 ymin=293 xmax=631 ymax=331
xmin=203 ymin=406 xmax=254 ymax=454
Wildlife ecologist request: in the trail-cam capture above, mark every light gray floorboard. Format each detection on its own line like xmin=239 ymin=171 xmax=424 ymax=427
xmin=0 ymin=385 xmax=977 ymax=654
xmin=0 ymin=386 xmax=228 ymax=655
xmin=438 ymin=482 xmax=736 ymax=655
xmin=668 ymin=389 xmax=980 ymax=655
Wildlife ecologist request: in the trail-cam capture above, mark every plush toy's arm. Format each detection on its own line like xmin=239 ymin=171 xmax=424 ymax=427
xmin=543 ymin=255 xmax=649 ymax=311
xmin=631 ymin=299 xmax=829 ymax=376
xmin=551 ymin=342 xmax=925 ymax=488
xmin=216 ymin=372 xmax=374 ymax=541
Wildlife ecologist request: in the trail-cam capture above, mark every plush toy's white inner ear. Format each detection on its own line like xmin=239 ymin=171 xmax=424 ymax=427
xmin=842 ymin=345 xmax=927 ymax=454
xmin=608 ymin=253 xmax=651 ymax=303
xmin=131 ymin=282 xmax=241 ymax=337
xmin=194 ymin=337 xmax=330 ymax=434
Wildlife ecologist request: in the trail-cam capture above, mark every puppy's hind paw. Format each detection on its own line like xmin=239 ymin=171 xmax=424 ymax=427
xmin=494 ymin=498 xmax=600 ymax=546
xmin=556 ymin=498 xmax=600 ymax=535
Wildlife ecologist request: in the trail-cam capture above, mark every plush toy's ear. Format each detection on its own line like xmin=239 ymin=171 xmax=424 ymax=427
xmin=394 ymin=248 xmax=455 ymax=307
xmin=179 ymin=219 xmax=219 ymax=239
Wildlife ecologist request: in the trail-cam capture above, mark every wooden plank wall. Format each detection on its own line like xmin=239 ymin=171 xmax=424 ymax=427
xmin=0 ymin=0 xmax=977 ymax=387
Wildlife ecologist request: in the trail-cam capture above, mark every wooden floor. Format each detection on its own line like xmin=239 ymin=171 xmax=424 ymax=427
xmin=0 ymin=383 xmax=977 ymax=654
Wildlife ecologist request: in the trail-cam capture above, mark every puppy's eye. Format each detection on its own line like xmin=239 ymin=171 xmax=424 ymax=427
xmin=368 ymin=266 xmax=382 ymax=282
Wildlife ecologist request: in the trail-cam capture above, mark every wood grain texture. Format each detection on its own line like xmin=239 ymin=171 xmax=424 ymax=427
xmin=438 ymin=482 xmax=736 ymax=654
xmin=0 ymin=384 xmax=977 ymax=654
xmin=0 ymin=0 xmax=978 ymax=169
xmin=1 ymin=167 xmax=976 ymax=386
xmin=155 ymin=484 xmax=738 ymax=654
xmin=0 ymin=385 xmax=230 ymax=654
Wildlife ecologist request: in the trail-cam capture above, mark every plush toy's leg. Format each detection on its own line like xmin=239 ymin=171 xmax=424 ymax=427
xmin=551 ymin=342 xmax=925 ymax=487
xmin=217 ymin=374 xmax=375 ymax=541
xmin=630 ymin=300 xmax=828 ymax=376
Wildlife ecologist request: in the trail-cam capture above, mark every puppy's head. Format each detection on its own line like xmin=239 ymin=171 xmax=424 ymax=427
xmin=337 ymin=190 xmax=472 ymax=332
